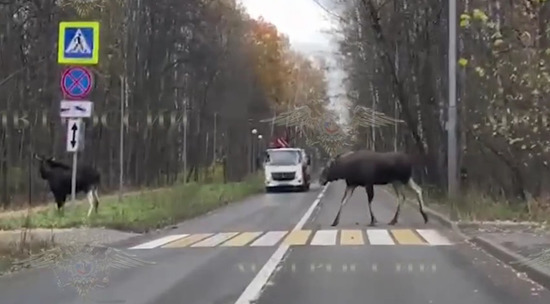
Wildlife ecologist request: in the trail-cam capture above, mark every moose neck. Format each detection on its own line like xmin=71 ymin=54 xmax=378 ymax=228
xmin=38 ymin=162 xmax=51 ymax=179
xmin=327 ymin=163 xmax=342 ymax=181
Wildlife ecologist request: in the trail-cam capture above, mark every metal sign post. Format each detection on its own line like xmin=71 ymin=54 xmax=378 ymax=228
xmin=66 ymin=118 xmax=82 ymax=201
xmin=58 ymin=20 xmax=99 ymax=204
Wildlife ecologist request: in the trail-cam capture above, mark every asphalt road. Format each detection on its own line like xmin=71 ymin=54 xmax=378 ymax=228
xmin=0 ymin=181 xmax=549 ymax=304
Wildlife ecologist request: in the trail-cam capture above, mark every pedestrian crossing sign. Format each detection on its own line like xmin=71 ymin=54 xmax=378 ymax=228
xmin=57 ymin=21 xmax=100 ymax=65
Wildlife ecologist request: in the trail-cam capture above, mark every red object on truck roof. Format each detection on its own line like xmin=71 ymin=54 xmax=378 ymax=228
xmin=269 ymin=134 xmax=290 ymax=148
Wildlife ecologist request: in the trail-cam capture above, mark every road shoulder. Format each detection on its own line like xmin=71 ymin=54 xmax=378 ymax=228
xmin=395 ymin=188 xmax=550 ymax=290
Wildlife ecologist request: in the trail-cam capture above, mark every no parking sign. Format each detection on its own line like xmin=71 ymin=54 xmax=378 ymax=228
xmin=60 ymin=66 xmax=94 ymax=99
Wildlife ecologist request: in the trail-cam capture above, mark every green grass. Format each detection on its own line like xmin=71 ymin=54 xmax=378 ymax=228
xmin=393 ymin=184 xmax=550 ymax=223
xmin=0 ymin=174 xmax=264 ymax=233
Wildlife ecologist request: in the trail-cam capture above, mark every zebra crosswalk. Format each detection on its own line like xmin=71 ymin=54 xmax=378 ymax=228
xmin=128 ymin=228 xmax=453 ymax=249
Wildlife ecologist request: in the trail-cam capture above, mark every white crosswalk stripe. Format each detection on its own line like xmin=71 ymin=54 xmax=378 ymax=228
xmin=310 ymin=230 xmax=338 ymax=246
xmin=129 ymin=234 xmax=189 ymax=249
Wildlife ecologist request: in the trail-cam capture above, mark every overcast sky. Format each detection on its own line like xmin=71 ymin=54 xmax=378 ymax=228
xmin=238 ymin=0 xmax=349 ymax=122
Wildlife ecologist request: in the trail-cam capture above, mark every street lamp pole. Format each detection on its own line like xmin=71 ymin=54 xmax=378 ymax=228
xmin=258 ymin=134 xmax=263 ymax=170
xmin=251 ymin=128 xmax=258 ymax=173
xmin=448 ymin=0 xmax=459 ymax=219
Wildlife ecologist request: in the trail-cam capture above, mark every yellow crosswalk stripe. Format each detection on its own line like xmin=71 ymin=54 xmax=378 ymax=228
xmin=283 ymin=230 xmax=312 ymax=245
xmin=162 ymin=233 xmax=213 ymax=248
xmin=132 ymin=229 xmax=452 ymax=249
xmin=390 ymin=229 xmax=426 ymax=245
xmin=340 ymin=230 xmax=364 ymax=245
xmin=221 ymin=232 xmax=263 ymax=247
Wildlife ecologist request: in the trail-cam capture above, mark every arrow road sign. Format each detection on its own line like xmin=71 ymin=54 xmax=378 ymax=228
xmin=70 ymin=124 xmax=77 ymax=147
xmin=60 ymin=100 xmax=93 ymax=117
xmin=66 ymin=118 xmax=84 ymax=152
xmin=61 ymin=67 xmax=94 ymax=99
xmin=58 ymin=21 xmax=100 ymax=65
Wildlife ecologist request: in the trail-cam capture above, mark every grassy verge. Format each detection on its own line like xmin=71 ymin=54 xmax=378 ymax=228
xmin=0 ymin=187 xmax=171 ymax=220
xmin=0 ymin=173 xmax=264 ymax=233
xmin=393 ymin=184 xmax=550 ymax=224
xmin=0 ymin=231 xmax=56 ymax=275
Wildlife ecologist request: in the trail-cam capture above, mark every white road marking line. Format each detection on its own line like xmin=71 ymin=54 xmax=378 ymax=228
xmin=293 ymin=185 xmax=327 ymax=229
xmin=416 ymin=229 xmax=453 ymax=245
xmin=128 ymin=234 xmax=189 ymax=249
xmin=234 ymin=183 xmax=329 ymax=304
xmin=249 ymin=231 xmax=287 ymax=247
xmin=366 ymin=229 xmax=395 ymax=245
xmin=310 ymin=230 xmax=338 ymax=246
xmin=191 ymin=232 xmax=240 ymax=247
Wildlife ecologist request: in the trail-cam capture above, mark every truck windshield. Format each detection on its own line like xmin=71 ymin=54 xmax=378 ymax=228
xmin=265 ymin=150 xmax=301 ymax=166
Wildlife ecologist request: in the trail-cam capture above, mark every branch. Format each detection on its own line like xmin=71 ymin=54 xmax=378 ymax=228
xmin=0 ymin=57 xmax=48 ymax=89
xmin=162 ymin=58 xmax=191 ymax=75
xmin=358 ymin=0 xmax=426 ymax=154
xmin=310 ymin=0 xmax=347 ymax=22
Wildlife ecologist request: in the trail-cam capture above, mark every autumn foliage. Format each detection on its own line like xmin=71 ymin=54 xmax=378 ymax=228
xmin=457 ymin=2 xmax=550 ymax=199
xmin=246 ymin=17 xmax=329 ymax=113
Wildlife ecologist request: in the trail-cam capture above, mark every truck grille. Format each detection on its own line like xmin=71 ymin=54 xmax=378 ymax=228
xmin=271 ymin=172 xmax=295 ymax=181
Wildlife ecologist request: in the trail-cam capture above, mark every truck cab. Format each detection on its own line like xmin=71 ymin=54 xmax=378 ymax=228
xmin=263 ymin=147 xmax=311 ymax=192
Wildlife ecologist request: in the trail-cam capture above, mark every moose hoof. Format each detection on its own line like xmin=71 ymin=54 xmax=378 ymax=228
xmin=388 ymin=220 xmax=397 ymax=225
xmin=421 ymin=212 xmax=428 ymax=224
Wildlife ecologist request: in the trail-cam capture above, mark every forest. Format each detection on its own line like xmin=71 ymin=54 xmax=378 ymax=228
xmin=336 ymin=0 xmax=550 ymax=215
xmin=0 ymin=0 xmax=331 ymax=208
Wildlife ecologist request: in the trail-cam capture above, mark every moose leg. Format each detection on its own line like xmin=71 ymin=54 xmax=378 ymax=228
xmin=92 ymin=188 xmax=100 ymax=214
xmin=388 ymin=182 xmax=405 ymax=225
xmin=86 ymin=190 xmax=95 ymax=217
xmin=54 ymin=193 xmax=66 ymax=217
xmin=331 ymin=185 xmax=356 ymax=226
xmin=365 ymin=184 xmax=377 ymax=226
xmin=407 ymin=178 xmax=428 ymax=223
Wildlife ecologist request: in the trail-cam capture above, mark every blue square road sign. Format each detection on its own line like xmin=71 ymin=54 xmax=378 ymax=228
xmin=58 ymin=21 xmax=100 ymax=65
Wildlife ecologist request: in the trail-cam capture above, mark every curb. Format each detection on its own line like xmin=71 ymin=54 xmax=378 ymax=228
xmin=470 ymin=235 xmax=550 ymax=290
xmin=381 ymin=187 xmax=467 ymax=239
xmin=0 ymin=228 xmax=140 ymax=250
xmin=418 ymin=204 xmax=471 ymax=240
xmin=399 ymin=194 xmax=550 ymax=290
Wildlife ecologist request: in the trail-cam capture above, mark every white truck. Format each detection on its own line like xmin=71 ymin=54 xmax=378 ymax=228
xmin=263 ymin=147 xmax=311 ymax=192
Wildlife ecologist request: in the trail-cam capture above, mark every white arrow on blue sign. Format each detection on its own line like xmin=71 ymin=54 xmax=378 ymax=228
xmin=60 ymin=100 xmax=93 ymax=118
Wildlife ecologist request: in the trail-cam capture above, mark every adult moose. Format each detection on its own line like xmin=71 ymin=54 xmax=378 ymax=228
xmin=319 ymin=150 xmax=428 ymax=226
xmin=34 ymin=154 xmax=101 ymax=217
